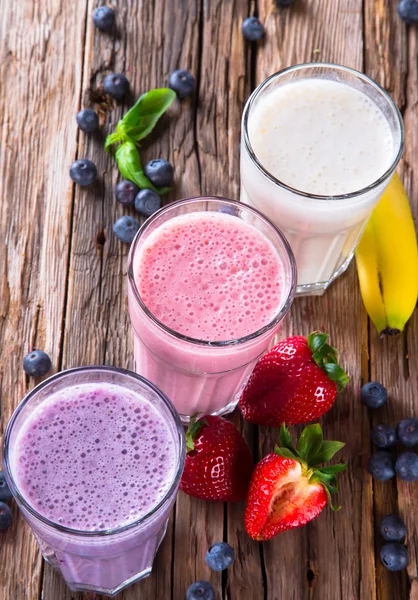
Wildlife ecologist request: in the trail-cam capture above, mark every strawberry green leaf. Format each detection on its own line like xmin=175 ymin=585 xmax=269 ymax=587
xmin=322 ymin=363 xmax=350 ymax=392
xmin=297 ymin=424 xmax=323 ymax=460
xmin=274 ymin=446 xmax=299 ymax=461
xmin=307 ymin=331 xmax=328 ymax=353
xmin=279 ymin=423 xmax=298 ymax=454
xmin=316 ymin=464 xmax=348 ymax=475
xmin=309 ymin=441 xmax=345 ymax=466
xmin=185 ymin=414 xmax=207 ymax=453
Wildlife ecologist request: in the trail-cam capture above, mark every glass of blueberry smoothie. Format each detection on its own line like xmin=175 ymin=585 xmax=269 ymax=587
xmin=127 ymin=197 xmax=296 ymax=421
xmin=3 ymin=366 xmax=185 ymax=596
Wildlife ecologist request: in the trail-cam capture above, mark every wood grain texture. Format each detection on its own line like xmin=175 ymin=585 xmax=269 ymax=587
xmin=0 ymin=0 xmax=417 ymax=599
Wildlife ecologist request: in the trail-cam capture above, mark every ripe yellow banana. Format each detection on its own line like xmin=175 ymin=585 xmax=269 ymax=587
xmin=355 ymin=172 xmax=418 ymax=335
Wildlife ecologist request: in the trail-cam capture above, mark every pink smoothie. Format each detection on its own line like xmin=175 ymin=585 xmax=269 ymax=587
xmin=128 ymin=209 xmax=290 ymax=418
xmin=136 ymin=212 xmax=284 ymax=341
xmin=11 ymin=383 xmax=176 ymax=531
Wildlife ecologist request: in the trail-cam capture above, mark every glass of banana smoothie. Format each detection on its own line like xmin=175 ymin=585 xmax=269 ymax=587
xmin=240 ymin=63 xmax=404 ymax=295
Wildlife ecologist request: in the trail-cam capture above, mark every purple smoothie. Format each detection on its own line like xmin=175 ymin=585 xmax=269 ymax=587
xmin=4 ymin=368 xmax=185 ymax=596
xmin=12 ymin=383 xmax=175 ymax=531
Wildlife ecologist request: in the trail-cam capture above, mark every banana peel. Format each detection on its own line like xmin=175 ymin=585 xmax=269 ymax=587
xmin=355 ymin=172 xmax=418 ymax=335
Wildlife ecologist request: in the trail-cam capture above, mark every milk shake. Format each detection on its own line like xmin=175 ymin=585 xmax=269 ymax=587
xmin=241 ymin=64 xmax=404 ymax=294
xmin=128 ymin=197 xmax=296 ymax=420
xmin=3 ymin=367 xmax=185 ymax=596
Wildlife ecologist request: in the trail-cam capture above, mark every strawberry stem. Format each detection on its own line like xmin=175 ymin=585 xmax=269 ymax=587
xmin=185 ymin=414 xmax=208 ymax=453
xmin=307 ymin=331 xmax=349 ymax=392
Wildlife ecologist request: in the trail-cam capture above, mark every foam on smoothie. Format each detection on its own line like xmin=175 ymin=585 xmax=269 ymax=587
xmin=248 ymin=78 xmax=395 ymax=195
xmin=11 ymin=383 xmax=176 ymax=531
xmin=135 ymin=211 xmax=284 ymax=341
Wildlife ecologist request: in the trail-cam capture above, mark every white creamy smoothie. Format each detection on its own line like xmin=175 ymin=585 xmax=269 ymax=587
xmin=241 ymin=66 xmax=402 ymax=293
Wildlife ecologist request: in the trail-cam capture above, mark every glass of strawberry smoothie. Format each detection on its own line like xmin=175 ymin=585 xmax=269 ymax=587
xmin=127 ymin=197 xmax=296 ymax=421
xmin=3 ymin=366 xmax=185 ymax=596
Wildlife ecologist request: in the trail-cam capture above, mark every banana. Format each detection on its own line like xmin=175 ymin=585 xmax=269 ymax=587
xmin=355 ymin=172 xmax=418 ymax=335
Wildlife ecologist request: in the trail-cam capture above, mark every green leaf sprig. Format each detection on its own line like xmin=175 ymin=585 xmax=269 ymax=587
xmin=307 ymin=331 xmax=349 ymax=392
xmin=105 ymin=88 xmax=176 ymax=194
xmin=274 ymin=423 xmax=347 ymax=510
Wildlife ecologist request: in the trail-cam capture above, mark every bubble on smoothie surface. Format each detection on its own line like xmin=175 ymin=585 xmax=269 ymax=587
xmin=11 ymin=384 xmax=176 ymax=531
xmin=135 ymin=212 xmax=285 ymax=341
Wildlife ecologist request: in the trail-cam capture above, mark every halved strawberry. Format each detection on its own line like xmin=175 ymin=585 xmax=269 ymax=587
xmin=180 ymin=415 xmax=254 ymax=502
xmin=244 ymin=423 xmax=347 ymax=540
xmin=239 ymin=331 xmax=349 ymax=426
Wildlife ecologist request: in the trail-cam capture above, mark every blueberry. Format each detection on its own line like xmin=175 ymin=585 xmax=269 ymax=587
xmin=76 ymin=108 xmax=99 ymax=133
xmin=0 ymin=472 xmax=12 ymax=503
xmin=397 ymin=418 xmax=418 ymax=448
xmin=144 ymin=159 xmax=174 ymax=187
xmin=242 ymin=17 xmax=265 ymax=41
xmin=186 ymin=581 xmax=215 ymax=600
xmin=380 ymin=542 xmax=409 ymax=571
xmin=168 ymin=69 xmax=195 ymax=98
xmin=113 ymin=216 xmax=140 ymax=244
xmin=104 ymin=73 xmax=130 ymax=100
xmin=0 ymin=502 xmax=13 ymax=531
xmin=380 ymin=515 xmax=407 ymax=543
xmin=371 ymin=424 xmax=397 ymax=449
xmin=134 ymin=189 xmax=161 ymax=217
xmin=368 ymin=451 xmax=395 ymax=481
xmin=23 ymin=350 xmax=52 ymax=377
xmin=395 ymin=452 xmax=418 ymax=482
xmin=70 ymin=159 xmax=98 ymax=186
xmin=360 ymin=381 xmax=387 ymax=409
xmin=217 ymin=206 xmax=236 ymax=216
xmin=92 ymin=6 xmax=115 ymax=31
xmin=205 ymin=542 xmax=235 ymax=571
xmin=398 ymin=0 xmax=418 ymax=24
xmin=114 ymin=180 xmax=139 ymax=205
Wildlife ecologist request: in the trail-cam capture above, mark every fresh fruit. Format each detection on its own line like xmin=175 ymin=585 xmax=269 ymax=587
xmin=397 ymin=418 xmax=418 ymax=448
xmin=92 ymin=6 xmax=115 ymax=31
xmin=186 ymin=581 xmax=215 ymax=600
xmin=239 ymin=331 xmax=348 ymax=427
xmin=380 ymin=515 xmax=407 ymax=543
xmin=69 ymin=159 xmax=98 ymax=186
xmin=355 ymin=173 xmax=418 ymax=335
xmin=113 ymin=216 xmax=140 ymax=244
xmin=23 ymin=350 xmax=52 ymax=377
xmin=360 ymin=381 xmax=387 ymax=409
xmin=134 ymin=189 xmax=161 ymax=217
xmin=76 ymin=108 xmax=99 ymax=133
xmin=395 ymin=452 xmax=418 ymax=482
xmin=104 ymin=73 xmax=130 ymax=100
xmin=0 ymin=473 xmax=12 ymax=503
xmin=242 ymin=17 xmax=265 ymax=41
xmin=0 ymin=502 xmax=13 ymax=531
xmin=114 ymin=180 xmax=139 ymax=205
xmin=398 ymin=0 xmax=418 ymax=24
xmin=380 ymin=542 xmax=409 ymax=571
xmin=179 ymin=415 xmax=254 ymax=502
xmin=368 ymin=452 xmax=395 ymax=481
xmin=169 ymin=69 xmax=195 ymax=98
xmin=371 ymin=424 xmax=397 ymax=449
xmin=205 ymin=542 xmax=235 ymax=571
xmin=244 ymin=424 xmax=346 ymax=541
xmin=144 ymin=159 xmax=174 ymax=188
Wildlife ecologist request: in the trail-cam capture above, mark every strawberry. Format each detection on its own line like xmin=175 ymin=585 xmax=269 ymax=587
xmin=179 ymin=415 xmax=254 ymax=502
xmin=245 ymin=423 xmax=347 ymax=540
xmin=239 ymin=331 xmax=349 ymax=426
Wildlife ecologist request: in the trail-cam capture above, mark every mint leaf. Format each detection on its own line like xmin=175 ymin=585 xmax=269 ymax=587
xmin=105 ymin=131 xmax=123 ymax=152
xmin=297 ymin=424 xmax=323 ymax=460
xmin=121 ymin=88 xmax=176 ymax=142
xmin=115 ymin=141 xmax=170 ymax=194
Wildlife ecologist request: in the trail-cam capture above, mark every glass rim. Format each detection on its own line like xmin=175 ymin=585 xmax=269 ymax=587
xmin=127 ymin=196 xmax=297 ymax=347
xmin=2 ymin=365 xmax=186 ymax=538
xmin=242 ymin=62 xmax=405 ymax=201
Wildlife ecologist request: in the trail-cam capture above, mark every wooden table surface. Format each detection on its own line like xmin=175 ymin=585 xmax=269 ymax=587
xmin=1 ymin=1 xmax=417 ymax=599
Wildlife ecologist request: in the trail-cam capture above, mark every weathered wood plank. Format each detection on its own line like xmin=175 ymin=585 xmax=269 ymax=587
xmin=255 ymin=1 xmax=376 ymax=599
xmin=0 ymin=1 xmax=87 ymax=599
